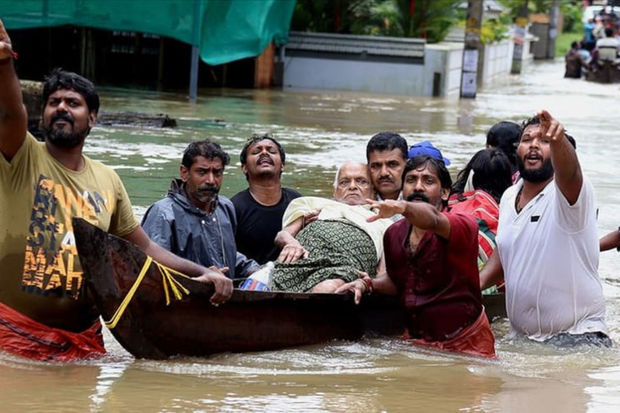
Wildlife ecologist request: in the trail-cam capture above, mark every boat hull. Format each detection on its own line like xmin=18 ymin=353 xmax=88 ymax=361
xmin=73 ymin=218 xmax=506 ymax=359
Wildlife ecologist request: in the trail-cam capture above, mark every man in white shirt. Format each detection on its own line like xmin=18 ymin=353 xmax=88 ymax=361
xmin=480 ymin=110 xmax=610 ymax=347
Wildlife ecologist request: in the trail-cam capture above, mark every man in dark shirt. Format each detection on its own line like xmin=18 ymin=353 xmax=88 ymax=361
xmin=336 ymin=155 xmax=495 ymax=358
xmin=231 ymin=134 xmax=301 ymax=264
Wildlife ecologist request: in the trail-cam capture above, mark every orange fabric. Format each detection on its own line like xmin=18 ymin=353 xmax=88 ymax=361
xmin=405 ymin=308 xmax=496 ymax=359
xmin=0 ymin=302 xmax=105 ymax=362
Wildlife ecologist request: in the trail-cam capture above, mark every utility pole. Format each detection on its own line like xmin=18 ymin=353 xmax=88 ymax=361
xmin=460 ymin=0 xmax=483 ymax=99
xmin=547 ymin=0 xmax=560 ymax=59
xmin=189 ymin=0 xmax=201 ymax=103
xmin=511 ymin=0 xmax=529 ymax=74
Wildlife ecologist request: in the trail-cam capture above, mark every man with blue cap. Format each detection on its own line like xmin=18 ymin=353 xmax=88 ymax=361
xmin=408 ymin=141 xmax=451 ymax=166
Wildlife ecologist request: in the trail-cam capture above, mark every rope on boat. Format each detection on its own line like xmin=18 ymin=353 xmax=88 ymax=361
xmin=104 ymin=256 xmax=191 ymax=329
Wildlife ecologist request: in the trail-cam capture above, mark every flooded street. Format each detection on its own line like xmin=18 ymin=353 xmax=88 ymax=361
xmin=2 ymin=58 xmax=620 ymax=412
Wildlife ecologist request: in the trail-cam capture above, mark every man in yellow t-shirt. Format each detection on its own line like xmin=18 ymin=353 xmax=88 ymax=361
xmin=0 ymin=19 xmax=232 ymax=361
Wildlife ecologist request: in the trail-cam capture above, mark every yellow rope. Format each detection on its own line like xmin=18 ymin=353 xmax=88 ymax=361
xmin=104 ymin=256 xmax=192 ymax=329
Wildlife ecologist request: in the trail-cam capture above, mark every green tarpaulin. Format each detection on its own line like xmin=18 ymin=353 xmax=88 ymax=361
xmin=0 ymin=0 xmax=296 ymax=65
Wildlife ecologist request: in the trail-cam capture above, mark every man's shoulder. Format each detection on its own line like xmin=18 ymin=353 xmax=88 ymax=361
xmin=84 ymin=156 xmax=121 ymax=179
xmin=218 ymin=195 xmax=236 ymax=215
xmin=443 ymin=209 xmax=478 ymax=228
xmin=282 ymin=187 xmax=302 ymax=198
xmin=230 ymin=188 xmax=250 ymax=204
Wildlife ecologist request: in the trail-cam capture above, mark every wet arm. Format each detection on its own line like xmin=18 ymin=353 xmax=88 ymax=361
xmin=275 ymin=217 xmax=308 ymax=263
xmin=540 ymin=110 xmax=582 ymax=205
xmin=479 ymin=249 xmax=504 ymax=290
xmin=0 ymin=19 xmax=27 ymax=160
xmin=368 ymin=199 xmax=451 ymax=239
xmin=123 ymin=226 xmax=233 ymax=304
xmin=600 ymin=228 xmax=620 ymax=252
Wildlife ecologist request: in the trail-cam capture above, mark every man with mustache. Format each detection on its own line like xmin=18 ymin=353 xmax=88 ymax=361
xmin=0 ymin=20 xmax=232 ymax=362
xmin=336 ymin=155 xmax=496 ymax=358
xmin=480 ymin=110 xmax=610 ymax=347
xmin=366 ymin=132 xmax=408 ymax=202
xmin=231 ymin=134 xmax=301 ymax=264
xmin=142 ymin=140 xmax=259 ymax=279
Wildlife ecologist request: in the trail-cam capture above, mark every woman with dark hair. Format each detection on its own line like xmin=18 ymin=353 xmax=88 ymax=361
xmin=449 ymin=148 xmax=513 ymax=293
xmin=485 ymin=121 xmax=521 ymax=182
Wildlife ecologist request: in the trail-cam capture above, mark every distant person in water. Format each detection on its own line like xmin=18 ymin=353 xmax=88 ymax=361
xmin=271 ymin=162 xmax=393 ymax=293
xmin=480 ymin=110 xmax=610 ymax=348
xmin=142 ymin=140 xmax=259 ymax=279
xmin=231 ymin=134 xmax=301 ymax=264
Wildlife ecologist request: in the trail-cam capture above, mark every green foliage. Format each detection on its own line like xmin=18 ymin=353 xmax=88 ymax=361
xmin=560 ymin=1 xmax=583 ymax=33
xmin=498 ymin=0 xmax=584 ymax=31
xmin=480 ymin=18 xmax=510 ymax=44
xmin=291 ymin=0 xmax=462 ymax=43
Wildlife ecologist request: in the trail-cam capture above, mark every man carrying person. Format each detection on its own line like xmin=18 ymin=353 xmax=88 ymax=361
xmin=366 ymin=132 xmax=408 ymax=201
xmin=271 ymin=161 xmax=393 ymax=293
xmin=142 ymin=140 xmax=259 ymax=279
xmin=231 ymin=134 xmax=301 ymax=264
xmin=480 ymin=110 xmax=610 ymax=347
xmin=336 ymin=155 xmax=495 ymax=358
xmin=0 ymin=20 xmax=232 ymax=361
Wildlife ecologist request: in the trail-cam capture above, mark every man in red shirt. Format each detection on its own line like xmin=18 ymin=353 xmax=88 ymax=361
xmin=336 ymin=155 xmax=496 ymax=358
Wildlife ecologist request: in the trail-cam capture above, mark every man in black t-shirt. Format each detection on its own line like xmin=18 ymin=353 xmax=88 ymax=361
xmin=231 ymin=134 xmax=301 ymax=264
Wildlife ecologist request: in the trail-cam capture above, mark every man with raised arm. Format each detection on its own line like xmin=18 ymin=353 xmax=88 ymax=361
xmin=0 ymin=20 xmax=232 ymax=361
xmin=480 ymin=110 xmax=609 ymax=347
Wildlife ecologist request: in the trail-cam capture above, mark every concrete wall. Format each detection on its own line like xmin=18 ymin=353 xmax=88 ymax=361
xmin=282 ymin=34 xmax=534 ymax=97
xmin=480 ymin=40 xmax=513 ymax=84
xmin=283 ymin=56 xmax=427 ymax=96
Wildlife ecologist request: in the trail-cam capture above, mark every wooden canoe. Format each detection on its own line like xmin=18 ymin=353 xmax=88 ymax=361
xmin=73 ymin=218 xmax=506 ymax=360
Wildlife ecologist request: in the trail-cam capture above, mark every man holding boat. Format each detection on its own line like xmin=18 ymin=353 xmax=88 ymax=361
xmin=480 ymin=111 xmax=610 ymax=347
xmin=0 ymin=20 xmax=232 ymax=362
xmin=142 ymin=139 xmax=259 ymax=279
xmin=336 ymin=155 xmax=496 ymax=358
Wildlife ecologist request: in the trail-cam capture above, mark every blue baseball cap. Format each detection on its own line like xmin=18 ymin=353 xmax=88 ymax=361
xmin=408 ymin=140 xmax=451 ymax=166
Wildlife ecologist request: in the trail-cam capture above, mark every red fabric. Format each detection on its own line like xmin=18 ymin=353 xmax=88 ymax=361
xmin=0 ymin=302 xmax=105 ymax=362
xmin=448 ymin=190 xmax=505 ymax=291
xmin=405 ymin=308 xmax=496 ymax=358
xmin=384 ymin=212 xmax=484 ymax=342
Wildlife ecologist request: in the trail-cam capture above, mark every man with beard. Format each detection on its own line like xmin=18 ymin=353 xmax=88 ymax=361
xmin=142 ymin=140 xmax=259 ymax=279
xmin=336 ymin=156 xmax=496 ymax=358
xmin=480 ymin=110 xmax=610 ymax=347
xmin=231 ymin=134 xmax=301 ymax=264
xmin=0 ymin=21 xmax=232 ymax=362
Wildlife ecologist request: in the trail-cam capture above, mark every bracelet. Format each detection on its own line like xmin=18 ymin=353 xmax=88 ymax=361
xmin=361 ymin=277 xmax=374 ymax=294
